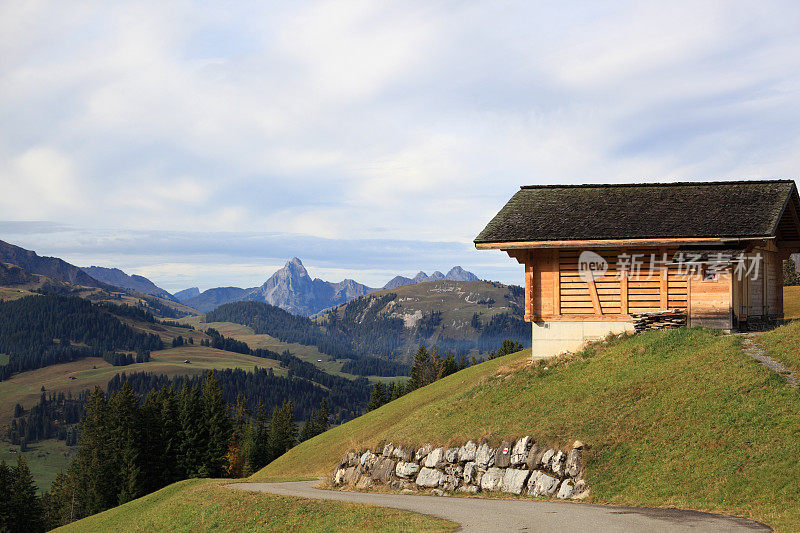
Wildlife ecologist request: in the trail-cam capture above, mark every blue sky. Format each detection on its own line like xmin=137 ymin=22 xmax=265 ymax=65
xmin=2 ymin=1 xmax=800 ymax=291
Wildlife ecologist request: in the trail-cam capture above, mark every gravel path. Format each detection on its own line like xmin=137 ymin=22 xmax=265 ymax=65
xmin=230 ymin=481 xmax=770 ymax=532
xmin=742 ymin=335 xmax=798 ymax=388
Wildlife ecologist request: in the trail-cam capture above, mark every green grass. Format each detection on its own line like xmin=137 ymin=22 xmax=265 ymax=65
xmin=783 ymin=286 xmax=800 ymax=319
xmin=56 ymin=478 xmax=456 ymax=532
xmin=253 ymin=327 xmax=800 ymax=531
xmin=0 ymin=438 xmax=76 ymax=491
xmin=184 ymin=317 xmax=405 ymax=384
xmin=0 ymin=345 xmax=285 ymax=425
xmin=755 ymin=319 xmax=800 ymax=375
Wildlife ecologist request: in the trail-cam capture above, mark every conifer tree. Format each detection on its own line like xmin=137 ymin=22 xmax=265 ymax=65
xmin=268 ymin=400 xmax=296 ymax=460
xmin=0 ymin=460 xmax=11 ymax=530
xmin=178 ymin=381 xmax=204 ymax=477
xmin=314 ymin=399 xmax=329 ymax=433
xmin=201 ymin=371 xmax=232 ymax=477
xmin=10 ymin=456 xmax=44 ymax=532
xmin=367 ymin=383 xmax=386 ymax=411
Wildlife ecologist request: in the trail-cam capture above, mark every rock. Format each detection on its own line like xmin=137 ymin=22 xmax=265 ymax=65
xmin=457 ymin=485 xmax=479 ymax=494
xmin=444 ymin=464 xmax=463 ymax=478
xmin=356 ymin=476 xmax=373 ymax=490
xmin=401 ymin=488 xmax=416 ymax=494
xmin=359 ymin=451 xmax=378 ymax=473
xmin=556 ymin=479 xmax=574 ymax=499
xmin=389 ymin=480 xmax=401 ymax=490
xmin=395 ymin=461 xmax=420 ymax=479
xmin=572 ymin=479 xmax=589 ymax=499
xmin=540 ymin=449 xmax=556 ymax=471
xmin=399 ymin=481 xmax=417 ymax=491
xmin=475 ymin=443 xmax=495 ymax=468
xmin=415 ymin=444 xmax=432 ymax=462
xmin=494 ymin=441 xmax=513 ymax=468
xmin=440 ymin=474 xmax=459 ymax=492
xmin=372 ymin=457 xmax=397 ymax=483
xmin=572 ymin=440 xmax=585 ymax=450
xmin=565 ymin=449 xmax=582 ymax=478
xmin=480 ymin=467 xmax=505 ymax=492
xmin=415 ymin=467 xmax=444 ymax=488
xmin=526 ymin=470 xmax=542 ymax=493
xmin=500 ymin=468 xmax=530 ymax=494
xmin=458 ymin=440 xmax=477 ymax=462
xmin=524 ymin=444 xmax=541 ymax=469
xmin=333 ymin=467 xmax=347 ymax=485
xmin=474 ymin=467 xmax=486 ymax=487
xmin=531 ymin=473 xmax=560 ymax=497
xmin=382 ymin=443 xmax=394 ymax=457
xmin=445 ymin=447 xmax=459 ymax=463
xmin=431 ymin=489 xmax=445 ymax=496
xmin=342 ymin=466 xmax=361 ymax=486
xmin=392 ymin=446 xmax=414 ymax=462
xmin=340 ymin=451 xmax=357 ymax=468
xmin=551 ymin=451 xmax=567 ymax=477
xmin=424 ymin=447 xmax=446 ymax=468
xmin=463 ymin=462 xmax=477 ymax=484
xmin=510 ymin=436 xmax=532 ymax=466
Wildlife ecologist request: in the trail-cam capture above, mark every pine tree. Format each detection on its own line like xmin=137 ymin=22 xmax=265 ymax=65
xmin=178 ymin=381 xmax=204 ymax=478
xmin=201 ymin=371 xmax=232 ymax=477
xmin=268 ymin=400 xmax=296 ymax=461
xmin=0 ymin=460 xmax=12 ymax=531
xmin=10 ymin=456 xmax=44 ymax=532
xmin=409 ymin=345 xmax=430 ymax=391
xmin=367 ymin=383 xmax=386 ymax=411
xmin=71 ymin=386 xmax=115 ymax=517
xmin=314 ymin=399 xmax=329 ymax=434
xmin=442 ymin=351 xmax=458 ymax=377
xmin=108 ymin=382 xmax=141 ymax=505
xmin=299 ymin=410 xmax=316 ymax=442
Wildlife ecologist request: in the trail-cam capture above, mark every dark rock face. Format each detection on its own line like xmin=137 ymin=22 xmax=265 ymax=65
xmin=173 ymin=287 xmax=200 ymax=302
xmin=183 ymin=287 xmax=251 ymax=313
xmin=81 ymin=266 xmax=175 ymax=300
xmin=0 ymin=239 xmax=106 ymax=288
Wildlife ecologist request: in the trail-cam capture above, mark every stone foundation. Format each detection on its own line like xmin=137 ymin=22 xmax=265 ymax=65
xmin=332 ymin=437 xmax=589 ymax=500
xmin=532 ymin=321 xmax=634 ymax=360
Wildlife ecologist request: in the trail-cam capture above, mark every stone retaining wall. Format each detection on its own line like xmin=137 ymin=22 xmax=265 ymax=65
xmin=332 ymin=437 xmax=588 ymax=499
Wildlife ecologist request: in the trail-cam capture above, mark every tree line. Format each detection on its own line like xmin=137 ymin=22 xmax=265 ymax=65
xmin=0 ymin=295 xmax=162 ymax=381
xmin=9 ymin=371 xmax=332 ymax=531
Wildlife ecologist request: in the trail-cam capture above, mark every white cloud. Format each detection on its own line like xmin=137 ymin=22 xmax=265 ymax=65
xmin=2 ymin=1 xmax=800 ymax=286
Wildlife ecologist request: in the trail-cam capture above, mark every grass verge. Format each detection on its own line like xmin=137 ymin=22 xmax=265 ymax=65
xmin=55 ymin=479 xmax=457 ymax=532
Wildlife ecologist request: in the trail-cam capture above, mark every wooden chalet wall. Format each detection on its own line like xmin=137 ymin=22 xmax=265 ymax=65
xmin=523 ymin=244 xmax=787 ymax=330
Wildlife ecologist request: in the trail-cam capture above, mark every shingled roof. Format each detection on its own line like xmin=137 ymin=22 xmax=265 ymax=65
xmin=475 ymin=180 xmax=800 ymax=245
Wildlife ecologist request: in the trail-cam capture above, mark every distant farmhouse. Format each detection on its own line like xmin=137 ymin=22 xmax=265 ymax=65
xmin=476 ymin=180 xmax=800 ymax=359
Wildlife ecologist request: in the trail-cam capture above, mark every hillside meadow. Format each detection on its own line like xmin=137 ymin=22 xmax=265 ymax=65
xmin=55 ymin=479 xmax=456 ymax=533
xmin=0 ymin=345 xmax=285 ymax=424
xmin=253 ymin=326 xmax=800 ymax=531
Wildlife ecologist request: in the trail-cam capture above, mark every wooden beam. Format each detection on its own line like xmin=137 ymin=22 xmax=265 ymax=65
xmin=660 ymin=247 xmax=668 ymax=310
xmin=524 ymin=251 xmax=534 ymax=321
xmin=553 ymin=249 xmax=561 ymax=316
xmin=620 ymin=271 xmax=628 ymax=315
xmin=587 ymin=277 xmax=603 ymax=315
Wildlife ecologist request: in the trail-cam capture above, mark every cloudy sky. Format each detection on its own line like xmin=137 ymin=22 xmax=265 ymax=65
xmin=2 ymin=1 xmax=800 ymax=291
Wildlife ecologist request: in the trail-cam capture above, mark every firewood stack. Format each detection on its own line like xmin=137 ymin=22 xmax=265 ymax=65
xmin=631 ymin=309 xmax=687 ymax=332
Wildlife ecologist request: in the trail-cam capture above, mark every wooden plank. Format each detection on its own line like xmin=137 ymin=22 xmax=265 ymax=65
xmin=587 ymin=277 xmax=603 ymax=315
xmin=524 ymin=251 xmax=533 ymax=321
xmin=554 ymin=249 xmax=560 ymax=316
xmin=620 ymin=270 xmax=628 ymax=315
xmin=660 ymin=250 xmax=668 ymax=310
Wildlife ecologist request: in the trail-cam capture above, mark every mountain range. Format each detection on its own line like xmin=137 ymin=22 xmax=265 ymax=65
xmin=0 ymin=238 xmax=479 ymax=317
xmin=180 ymin=258 xmax=480 ymax=315
xmin=0 ymin=239 xmax=108 ymax=289
xmin=81 ymin=266 xmax=176 ymax=301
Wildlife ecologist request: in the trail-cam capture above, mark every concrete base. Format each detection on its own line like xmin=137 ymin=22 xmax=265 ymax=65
xmin=531 ymin=321 xmax=635 ymax=360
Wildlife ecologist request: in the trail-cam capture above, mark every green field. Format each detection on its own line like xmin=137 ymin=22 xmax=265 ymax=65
xmin=0 ymin=438 xmax=76 ymax=491
xmin=183 ymin=317 xmax=406 ymax=384
xmin=0 ymin=345 xmax=285 ymax=424
xmin=253 ymin=326 xmax=800 ymax=531
xmin=56 ymin=478 xmax=456 ymax=532
xmin=783 ymin=285 xmax=800 ymax=319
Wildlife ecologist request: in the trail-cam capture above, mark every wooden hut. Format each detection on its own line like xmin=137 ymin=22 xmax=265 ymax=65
xmin=475 ymin=180 xmax=800 ymax=359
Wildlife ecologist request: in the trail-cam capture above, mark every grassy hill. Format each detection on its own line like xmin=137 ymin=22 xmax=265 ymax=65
xmin=55 ymin=479 xmax=456 ymax=532
xmin=252 ymin=325 xmax=800 ymax=531
xmin=0 ymin=345 xmax=285 ymax=425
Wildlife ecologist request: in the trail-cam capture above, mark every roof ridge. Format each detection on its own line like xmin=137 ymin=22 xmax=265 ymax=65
xmin=520 ymin=179 xmax=795 ymax=190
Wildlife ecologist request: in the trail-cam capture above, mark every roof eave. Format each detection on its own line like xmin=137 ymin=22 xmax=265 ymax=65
xmin=474 ymin=236 xmax=774 ymax=250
